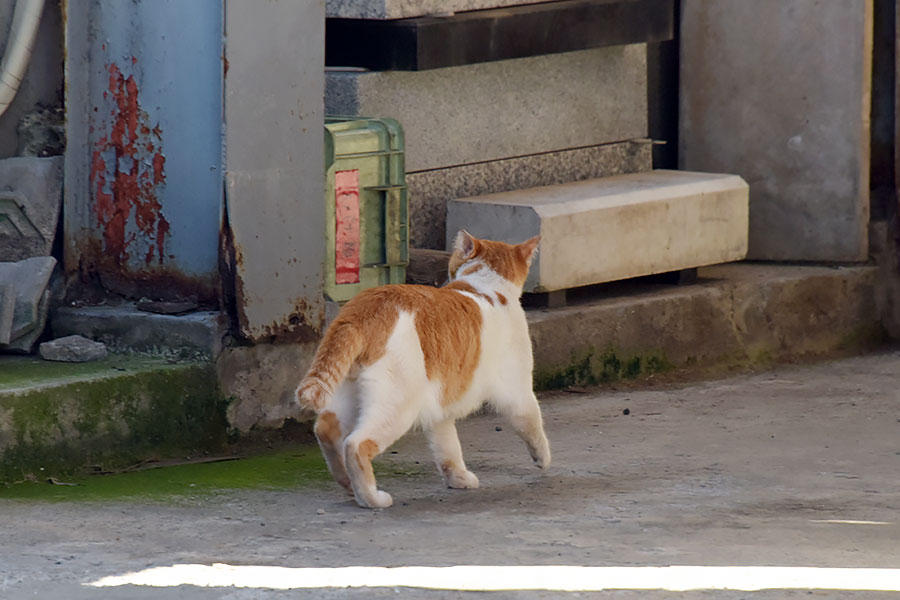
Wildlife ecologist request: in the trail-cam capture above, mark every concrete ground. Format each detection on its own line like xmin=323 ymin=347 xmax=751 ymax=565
xmin=2 ymin=352 xmax=900 ymax=599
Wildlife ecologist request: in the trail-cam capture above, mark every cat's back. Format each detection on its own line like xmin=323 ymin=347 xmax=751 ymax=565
xmin=336 ymin=283 xmax=482 ymax=327
xmin=334 ymin=284 xmax=485 ymax=404
xmin=331 ymin=282 xmax=484 ymax=354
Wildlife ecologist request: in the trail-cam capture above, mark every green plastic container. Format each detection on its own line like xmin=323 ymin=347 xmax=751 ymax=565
xmin=324 ymin=116 xmax=408 ymax=303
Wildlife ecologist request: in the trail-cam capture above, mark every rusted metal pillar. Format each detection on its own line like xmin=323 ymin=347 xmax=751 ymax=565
xmin=64 ymin=0 xmax=225 ymax=304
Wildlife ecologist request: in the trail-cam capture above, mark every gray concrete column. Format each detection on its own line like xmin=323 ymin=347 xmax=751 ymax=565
xmin=680 ymin=0 xmax=873 ymax=262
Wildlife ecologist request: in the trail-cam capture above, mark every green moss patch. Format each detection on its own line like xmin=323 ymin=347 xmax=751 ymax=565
xmin=0 ymin=448 xmax=331 ymax=503
xmin=0 ymin=359 xmax=229 ymax=484
xmin=0 ymin=355 xmax=172 ymax=391
xmin=534 ymin=347 xmax=671 ymax=390
xmin=837 ymin=322 xmax=889 ymax=353
xmin=0 ymin=448 xmax=434 ymax=503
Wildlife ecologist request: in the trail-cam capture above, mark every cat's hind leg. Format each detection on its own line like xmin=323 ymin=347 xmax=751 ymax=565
xmin=425 ymin=419 xmax=479 ymax=489
xmin=342 ymin=378 xmax=418 ymax=509
xmin=314 ymin=382 xmax=358 ymax=494
xmin=492 ymin=390 xmax=551 ymax=469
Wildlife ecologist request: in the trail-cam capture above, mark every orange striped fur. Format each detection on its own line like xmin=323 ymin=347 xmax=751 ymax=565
xmin=294 ymin=231 xmax=550 ymax=508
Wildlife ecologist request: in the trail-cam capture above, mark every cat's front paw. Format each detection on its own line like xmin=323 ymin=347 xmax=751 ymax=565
xmin=446 ymin=469 xmax=479 ymax=489
xmin=356 ymin=489 xmax=393 ymax=509
xmin=532 ymin=445 xmax=551 ymax=469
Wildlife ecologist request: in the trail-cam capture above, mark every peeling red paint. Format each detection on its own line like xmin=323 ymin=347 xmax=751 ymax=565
xmin=89 ymin=59 xmax=170 ymax=268
xmin=152 ymin=152 xmax=166 ymax=185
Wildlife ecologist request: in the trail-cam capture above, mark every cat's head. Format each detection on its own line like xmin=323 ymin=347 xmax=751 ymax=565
xmin=448 ymin=230 xmax=541 ymax=288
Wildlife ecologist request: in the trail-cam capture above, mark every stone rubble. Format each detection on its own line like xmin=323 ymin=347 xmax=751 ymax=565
xmin=39 ymin=334 xmax=108 ymax=363
xmin=0 ymin=256 xmax=56 ymax=353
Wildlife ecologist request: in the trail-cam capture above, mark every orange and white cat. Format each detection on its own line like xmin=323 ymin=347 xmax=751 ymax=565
xmin=295 ymin=231 xmax=551 ymax=508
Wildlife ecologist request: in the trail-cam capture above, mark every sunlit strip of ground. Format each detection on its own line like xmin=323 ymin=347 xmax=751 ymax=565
xmin=87 ymin=565 xmax=900 ymax=592
xmin=810 ymin=519 xmax=894 ymax=525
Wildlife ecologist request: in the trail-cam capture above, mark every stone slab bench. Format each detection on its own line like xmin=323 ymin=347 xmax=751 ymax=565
xmin=446 ymin=170 xmax=749 ymax=292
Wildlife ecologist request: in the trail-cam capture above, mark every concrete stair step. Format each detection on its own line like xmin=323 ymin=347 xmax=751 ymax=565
xmin=50 ymin=304 xmax=227 ymax=360
xmin=446 ymin=169 xmax=749 ymax=293
xmin=0 ymin=355 xmax=226 ymax=484
xmin=527 ymin=263 xmax=885 ymax=389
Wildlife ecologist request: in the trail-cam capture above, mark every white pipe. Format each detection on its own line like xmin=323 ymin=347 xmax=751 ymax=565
xmin=0 ymin=0 xmax=45 ymax=119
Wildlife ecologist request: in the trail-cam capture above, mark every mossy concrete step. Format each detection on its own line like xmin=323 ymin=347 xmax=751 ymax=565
xmin=0 ymin=356 xmax=228 ymax=484
xmin=529 ymin=263 xmax=887 ymax=388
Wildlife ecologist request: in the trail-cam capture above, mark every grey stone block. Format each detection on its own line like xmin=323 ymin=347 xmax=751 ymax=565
xmin=0 ymin=256 xmax=56 ymax=353
xmin=326 ymin=44 xmax=647 ymax=172
xmin=0 ymin=156 xmax=63 ymax=261
xmin=39 ymin=335 xmax=108 ymax=362
xmin=327 ymin=0 xmax=563 ymax=18
xmin=408 ymin=139 xmax=651 ymax=249
xmin=680 ymin=0 xmax=872 ymax=262
xmin=51 ymin=305 xmax=226 ymax=359
xmin=447 ymin=170 xmax=749 ymax=292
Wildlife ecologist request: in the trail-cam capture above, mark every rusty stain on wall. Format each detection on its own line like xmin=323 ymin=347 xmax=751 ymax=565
xmin=225 ymin=235 xmax=323 ymax=343
xmin=88 ymin=59 xmax=170 ymax=269
xmin=65 ymin=1 xmax=225 ymax=306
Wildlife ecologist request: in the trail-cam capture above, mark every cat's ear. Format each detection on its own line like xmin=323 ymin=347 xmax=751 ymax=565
xmin=519 ymin=235 xmax=541 ymax=264
xmin=454 ymin=230 xmax=478 ymax=259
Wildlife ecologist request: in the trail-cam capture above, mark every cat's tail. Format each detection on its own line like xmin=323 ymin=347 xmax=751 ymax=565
xmin=295 ymin=320 xmax=364 ymax=413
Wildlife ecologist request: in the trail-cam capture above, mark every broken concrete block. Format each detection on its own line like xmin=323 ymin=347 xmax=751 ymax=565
xmin=4 ymin=289 xmax=50 ymax=354
xmin=0 ymin=156 xmax=63 ymax=261
xmin=446 ymin=170 xmax=749 ymax=292
xmin=39 ymin=335 xmax=108 ymax=363
xmin=0 ymin=256 xmax=57 ymax=353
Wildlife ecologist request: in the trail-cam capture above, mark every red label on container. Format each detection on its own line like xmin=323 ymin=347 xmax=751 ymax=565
xmin=335 ymin=170 xmax=361 ymax=284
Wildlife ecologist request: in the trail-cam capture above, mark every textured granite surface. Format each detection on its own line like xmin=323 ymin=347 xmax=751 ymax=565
xmin=326 ymin=44 xmax=647 ymax=171
xmin=408 ymin=139 xmax=652 ymax=249
xmin=327 ymin=0 xmax=560 ymax=19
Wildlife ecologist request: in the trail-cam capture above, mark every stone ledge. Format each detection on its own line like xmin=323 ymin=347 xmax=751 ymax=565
xmin=327 ymin=0 xmax=559 ymax=19
xmin=326 ymin=0 xmax=673 ymax=70
xmin=529 ymin=263 xmax=885 ymax=388
xmin=327 ymin=44 xmax=648 ymax=171
xmin=51 ymin=305 xmax=227 ymax=360
xmin=0 ymin=356 xmax=227 ymax=483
